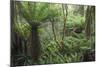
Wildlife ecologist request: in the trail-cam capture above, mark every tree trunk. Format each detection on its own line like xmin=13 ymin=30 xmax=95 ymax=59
xmin=85 ymin=6 xmax=92 ymax=40
xmin=30 ymin=23 xmax=41 ymax=63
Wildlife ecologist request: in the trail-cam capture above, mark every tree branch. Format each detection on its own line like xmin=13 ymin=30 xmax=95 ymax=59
xmin=62 ymin=4 xmax=68 ymax=41
xmin=50 ymin=18 xmax=60 ymax=47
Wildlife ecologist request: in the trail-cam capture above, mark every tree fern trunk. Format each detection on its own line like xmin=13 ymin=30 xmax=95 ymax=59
xmin=30 ymin=23 xmax=41 ymax=63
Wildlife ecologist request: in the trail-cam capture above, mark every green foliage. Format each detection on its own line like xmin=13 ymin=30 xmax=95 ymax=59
xmin=13 ymin=22 xmax=31 ymax=40
xmin=12 ymin=2 xmax=95 ymax=65
xmin=38 ymin=35 xmax=91 ymax=64
xmin=17 ymin=2 xmax=60 ymax=24
xmin=67 ymin=14 xmax=85 ymax=28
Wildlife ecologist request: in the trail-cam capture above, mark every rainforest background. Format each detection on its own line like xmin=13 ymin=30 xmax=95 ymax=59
xmin=11 ymin=1 xmax=95 ymax=66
